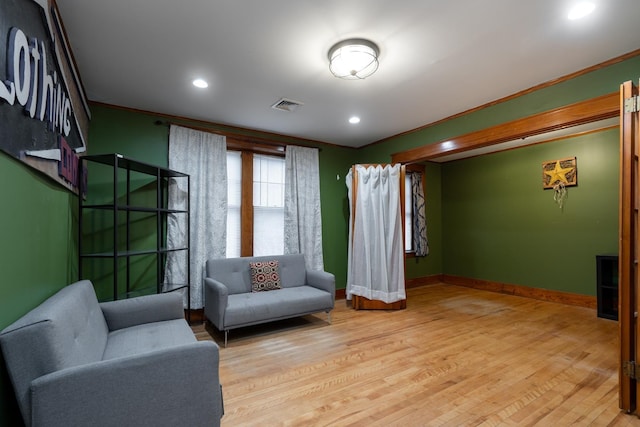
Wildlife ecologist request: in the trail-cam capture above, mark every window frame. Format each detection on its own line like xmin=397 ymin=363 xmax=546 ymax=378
xmin=226 ymin=136 xmax=286 ymax=257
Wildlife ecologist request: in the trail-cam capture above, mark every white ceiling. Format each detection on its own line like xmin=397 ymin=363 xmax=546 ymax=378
xmin=54 ymin=0 xmax=640 ymax=148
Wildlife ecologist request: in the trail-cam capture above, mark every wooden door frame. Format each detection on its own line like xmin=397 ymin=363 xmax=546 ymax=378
xmin=619 ymin=80 xmax=639 ymax=413
xmin=391 ymin=92 xmax=618 ymax=164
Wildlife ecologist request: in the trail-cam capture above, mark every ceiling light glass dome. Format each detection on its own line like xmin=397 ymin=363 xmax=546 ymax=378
xmin=328 ymin=38 xmax=380 ymax=80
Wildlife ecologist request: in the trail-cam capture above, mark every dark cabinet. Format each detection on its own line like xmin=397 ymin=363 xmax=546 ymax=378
xmin=78 ymin=154 xmax=190 ymax=313
xmin=596 ymin=255 xmax=618 ymax=320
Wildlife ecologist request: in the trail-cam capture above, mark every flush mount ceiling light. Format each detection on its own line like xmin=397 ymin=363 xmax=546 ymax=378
xmin=568 ymin=2 xmax=596 ymax=20
xmin=328 ymin=38 xmax=380 ymax=80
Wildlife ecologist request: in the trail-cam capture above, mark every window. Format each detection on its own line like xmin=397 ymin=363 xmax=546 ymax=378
xmin=404 ymin=164 xmax=426 ymax=255
xmin=252 ymin=154 xmax=285 ymax=256
xmin=226 ymin=149 xmax=285 ymax=257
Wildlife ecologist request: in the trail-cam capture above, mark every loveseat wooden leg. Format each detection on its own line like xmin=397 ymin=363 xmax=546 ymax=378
xmin=224 ymin=330 xmax=228 ymax=348
xmin=327 ymin=311 xmax=331 ymax=324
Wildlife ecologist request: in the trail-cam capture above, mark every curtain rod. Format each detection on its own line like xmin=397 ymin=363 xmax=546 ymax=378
xmin=154 ymin=120 xmax=321 ymax=152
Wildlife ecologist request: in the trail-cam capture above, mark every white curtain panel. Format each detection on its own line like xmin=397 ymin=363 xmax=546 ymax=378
xmin=346 ymin=164 xmax=406 ymax=303
xmin=165 ymin=125 xmax=227 ymax=309
xmin=284 ymin=145 xmax=324 ymax=270
xmin=346 ymin=168 xmax=354 ymax=300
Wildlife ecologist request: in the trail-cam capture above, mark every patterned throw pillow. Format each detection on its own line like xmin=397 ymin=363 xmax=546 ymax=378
xmin=249 ymin=260 xmax=282 ymax=292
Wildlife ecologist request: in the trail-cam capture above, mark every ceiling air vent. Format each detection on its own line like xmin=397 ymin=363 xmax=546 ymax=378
xmin=271 ymin=98 xmax=303 ymax=112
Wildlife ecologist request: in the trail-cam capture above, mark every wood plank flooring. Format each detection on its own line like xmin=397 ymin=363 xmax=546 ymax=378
xmin=191 ymin=284 xmax=639 ymax=426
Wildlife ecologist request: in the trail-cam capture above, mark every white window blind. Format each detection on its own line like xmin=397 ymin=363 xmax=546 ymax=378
xmin=253 ymin=154 xmax=285 ymax=256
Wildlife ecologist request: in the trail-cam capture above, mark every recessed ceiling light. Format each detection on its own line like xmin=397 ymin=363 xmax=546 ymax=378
xmin=349 ymin=116 xmax=361 ymax=124
xmin=192 ymin=78 xmax=208 ymax=89
xmin=568 ymin=2 xmax=595 ymax=20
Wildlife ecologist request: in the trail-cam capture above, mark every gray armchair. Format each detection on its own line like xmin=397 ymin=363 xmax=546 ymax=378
xmin=0 ymin=280 xmax=223 ymax=427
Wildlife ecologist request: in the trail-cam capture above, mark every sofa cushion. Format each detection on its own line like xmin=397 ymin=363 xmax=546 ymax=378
xmin=206 ymin=258 xmax=253 ymax=295
xmin=276 ymin=254 xmax=307 ymax=288
xmin=250 ymin=260 xmax=282 ymax=292
xmin=102 ymin=319 xmax=197 ymax=360
xmin=224 ymin=286 xmax=333 ymax=328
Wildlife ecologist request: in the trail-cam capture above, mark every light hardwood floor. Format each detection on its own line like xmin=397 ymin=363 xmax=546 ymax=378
xmin=192 ymin=284 xmax=640 ymax=426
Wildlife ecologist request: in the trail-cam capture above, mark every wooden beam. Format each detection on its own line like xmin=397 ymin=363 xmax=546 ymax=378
xmin=391 ymin=92 xmax=619 ymax=164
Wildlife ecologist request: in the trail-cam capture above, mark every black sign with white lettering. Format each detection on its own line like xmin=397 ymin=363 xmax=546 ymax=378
xmin=0 ymin=0 xmax=86 ymax=190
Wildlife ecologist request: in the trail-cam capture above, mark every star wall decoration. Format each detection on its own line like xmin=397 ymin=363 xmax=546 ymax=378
xmin=542 ymin=157 xmax=577 ymax=189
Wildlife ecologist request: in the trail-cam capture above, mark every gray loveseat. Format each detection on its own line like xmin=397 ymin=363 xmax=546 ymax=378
xmin=0 ymin=280 xmax=223 ymax=427
xmin=204 ymin=254 xmax=335 ymax=346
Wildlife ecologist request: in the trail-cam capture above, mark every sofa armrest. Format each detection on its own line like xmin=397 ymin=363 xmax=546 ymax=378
xmin=30 ymin=341 xmax=223 ymax=427
xmin=306 ymin=270 xmax=336 ymax=301
xmin=204 ymin=278 xmax=229 ymax=330
xmin=100 ymin=292 xmax=184 ymax=331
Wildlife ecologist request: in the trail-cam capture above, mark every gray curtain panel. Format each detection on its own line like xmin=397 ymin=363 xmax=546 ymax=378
xmin=284 ymin=145 xmax=324 ymax=271
xmin=166 ymin=125 xmax=227 ymax=309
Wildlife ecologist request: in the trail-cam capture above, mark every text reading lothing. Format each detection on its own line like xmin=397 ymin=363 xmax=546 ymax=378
xmin=0 ymin=27 xmax=73 ymax=137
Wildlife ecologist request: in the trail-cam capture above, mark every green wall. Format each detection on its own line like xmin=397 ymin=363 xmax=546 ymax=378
xmin=442 ymin=129 xmax=619 ymax=294
xmin=0 ymin=154 xmax=78 ymax=426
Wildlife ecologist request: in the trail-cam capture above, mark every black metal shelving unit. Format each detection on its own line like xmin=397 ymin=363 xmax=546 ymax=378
xmin=78 ymin=153 xmax=190 ymax=317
